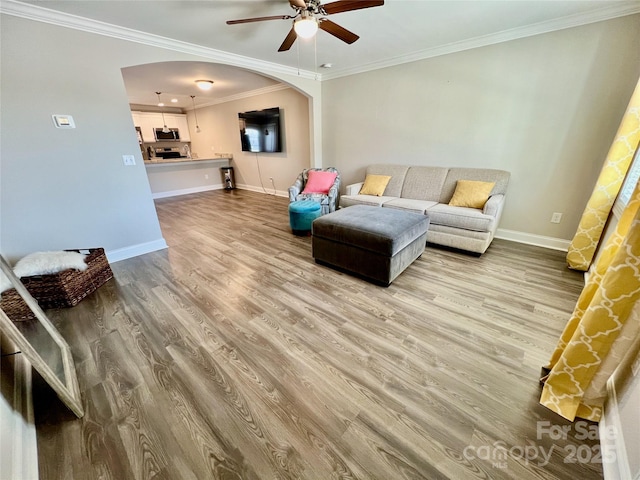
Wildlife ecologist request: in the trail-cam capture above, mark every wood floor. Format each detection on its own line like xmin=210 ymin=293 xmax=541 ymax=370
xmin=34 ymin=189 xmax=603 ymax=480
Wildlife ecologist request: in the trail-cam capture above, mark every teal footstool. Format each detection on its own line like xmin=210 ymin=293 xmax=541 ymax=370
xmin=289 ymin=200 xmax=322 ymax=236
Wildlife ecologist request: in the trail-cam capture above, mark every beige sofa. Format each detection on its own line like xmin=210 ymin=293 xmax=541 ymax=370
xmin=340 ymin=164 xmax=510 ymax=255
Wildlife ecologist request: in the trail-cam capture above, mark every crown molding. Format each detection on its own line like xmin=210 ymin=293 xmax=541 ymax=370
xmin=320 ymin=2 xmax=640 ymax=80
xmin=0 ymin=0 xmax=319 ymax=80
xmin=188 ymin=84 xmax=292 ymax=110
xmin=2 ymin=0 xmax=638 ymax=82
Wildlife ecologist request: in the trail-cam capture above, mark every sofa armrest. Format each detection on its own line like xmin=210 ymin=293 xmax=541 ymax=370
xmin=345 ymin=182 xmax=364 ymax=196
xmin=289 ymin=175 xmax=305 ymax=202
xmin=483 ymin=194 xmax=505 ymax=217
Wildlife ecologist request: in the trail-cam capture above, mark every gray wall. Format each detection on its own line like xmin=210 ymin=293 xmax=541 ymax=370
xmin=0 ymin=16 xmax=167 ymax=262
xmin=322 ymin=14 xmax=640 ymax=243
xmin=0 ymin=14 xmax=317 ymax=262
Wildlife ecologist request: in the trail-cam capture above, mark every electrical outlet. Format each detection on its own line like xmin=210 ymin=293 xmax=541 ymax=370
xmin=204 ymin=174 xmax=209 ymax=179
xmin=122 ymin=154 xmax=136 ymax=166
xmin=551 ymin=212 xmax=563 ymax=224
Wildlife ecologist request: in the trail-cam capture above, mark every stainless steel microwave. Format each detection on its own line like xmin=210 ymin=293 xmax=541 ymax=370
xmin=154 ymin=128 xmax=180 ymax=141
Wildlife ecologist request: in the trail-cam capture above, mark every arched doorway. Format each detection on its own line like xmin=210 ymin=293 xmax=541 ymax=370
xmin=121 ymin=61 xmax=319 ymax=198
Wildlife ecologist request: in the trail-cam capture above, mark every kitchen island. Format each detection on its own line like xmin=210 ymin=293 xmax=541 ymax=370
xmin=144 ymin=156 xmax=232 ymax=198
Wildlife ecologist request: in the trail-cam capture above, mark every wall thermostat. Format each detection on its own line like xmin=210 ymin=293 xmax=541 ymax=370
xmin=52 ymin=114 xmax=75 ymax=129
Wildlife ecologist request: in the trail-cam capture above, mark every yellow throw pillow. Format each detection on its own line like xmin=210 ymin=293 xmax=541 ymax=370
xmin=448 ymin=180 xmax=495 ymax=208
xmin=359 ymin=174 xmax=391 ymax=196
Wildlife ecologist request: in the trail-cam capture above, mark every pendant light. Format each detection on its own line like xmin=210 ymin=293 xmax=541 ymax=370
xmin=190 ymin=95 xmax=201 ymax=133
xmin=155 ymin=91 xmax=170 ymax=133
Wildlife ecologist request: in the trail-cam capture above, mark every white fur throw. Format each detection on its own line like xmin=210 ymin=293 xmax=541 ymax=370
xmin=14 ymin=251 xmax=88 ymax=278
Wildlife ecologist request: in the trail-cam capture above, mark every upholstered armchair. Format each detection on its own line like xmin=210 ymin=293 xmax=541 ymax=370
xmin=288 ymin=167 xmax=341 ymax=215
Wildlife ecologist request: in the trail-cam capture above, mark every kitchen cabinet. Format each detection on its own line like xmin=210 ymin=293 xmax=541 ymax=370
xmin=131 ymin=111 xmax=191 ymax=143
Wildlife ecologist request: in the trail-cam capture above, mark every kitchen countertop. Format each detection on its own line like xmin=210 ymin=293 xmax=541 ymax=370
xmin=144 ymin=156 xmax=231 ymax=166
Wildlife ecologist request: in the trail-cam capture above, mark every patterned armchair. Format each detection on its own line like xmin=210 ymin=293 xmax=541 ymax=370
xmin=288 ymin=167 xmax=341 ymax=215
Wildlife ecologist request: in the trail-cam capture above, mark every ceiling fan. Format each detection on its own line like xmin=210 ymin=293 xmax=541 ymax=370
xmin=226 ymin=0 xmax=384 ymax=52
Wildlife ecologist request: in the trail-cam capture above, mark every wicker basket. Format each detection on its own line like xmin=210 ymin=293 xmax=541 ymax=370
xmin=0 ymin=288 xmax=36 ymax=322
xmin=20 ymin=248 xmax=114 ymax=309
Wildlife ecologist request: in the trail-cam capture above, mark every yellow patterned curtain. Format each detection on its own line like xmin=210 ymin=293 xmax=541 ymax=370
xmin=540 ymin=179 xmax=640 ymax=421
xmin=566 ymin=80 xmax=640 ymax=271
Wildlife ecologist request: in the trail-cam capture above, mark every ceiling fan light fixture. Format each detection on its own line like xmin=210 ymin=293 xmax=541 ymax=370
xmin=294 ymin=16 xmax=318 ymax=39
xmin=196 ymin=80 xmax=214 ymax=91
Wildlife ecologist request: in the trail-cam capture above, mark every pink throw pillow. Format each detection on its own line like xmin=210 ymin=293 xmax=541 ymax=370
xmin=302 ymin=170 xmax=338 ymax=194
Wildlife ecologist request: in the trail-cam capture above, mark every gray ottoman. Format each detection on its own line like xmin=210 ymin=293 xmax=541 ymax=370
xmin=312 ymin=205 xmax=430 ymax=286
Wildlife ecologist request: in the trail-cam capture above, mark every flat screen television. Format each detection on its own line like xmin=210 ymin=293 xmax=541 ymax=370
xmin=238 ymin=107 xmax=282 ymax=153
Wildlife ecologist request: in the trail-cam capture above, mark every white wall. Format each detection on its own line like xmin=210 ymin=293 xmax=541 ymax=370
xmin=187 ymin=87 xmax=310 ymax=195
xmin=0 ymin=14 xmax=319 ymax=262
xmin=322 ymin=14 xmax=640 ymax=243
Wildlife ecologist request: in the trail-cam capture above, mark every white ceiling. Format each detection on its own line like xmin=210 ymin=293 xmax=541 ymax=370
xmin=122 ymin=62 xmax=282 ymax=110
xmin=6 ymin=0 xmax=640 ymax=109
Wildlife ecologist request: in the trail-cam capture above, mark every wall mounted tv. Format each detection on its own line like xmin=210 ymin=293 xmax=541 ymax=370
xmin=238 ymin=107 xmax=282 ymax=153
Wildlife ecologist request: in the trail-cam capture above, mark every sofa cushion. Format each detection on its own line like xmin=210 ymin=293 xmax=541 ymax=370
xmin=365 ymin=164 xmax=410 ymax=197
xmin=359 ymin=174 xmax=391 ymax=196
xmin=339 ymin=195 xmax=395 ymax=208
xmin=401 ymin=166 xmax=449 ymax=201
xmin=448 ymin=180 xmax=495 ymax=208
xmin=383 ymin=198 xmax=438 ymax=214
xmin=439 ymin=168 xmax=510 ymax=203
xmin=426 ymin=204 xmax=495 ymax=232
xmin=428 ymin=223 xmax=491 ymax=240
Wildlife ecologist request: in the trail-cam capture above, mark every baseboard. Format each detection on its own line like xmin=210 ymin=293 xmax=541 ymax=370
xmin=151 ymin=184 xmax=224 ymax=199
xmin=235 ymin=183 xmax=288 ymax=198
xmin=151 ymin=184 xmax=289 ymax=199
xmin=495 ymin=228 xmax=571 ymax=251
xmin=106 ymin=239 xmax=168 ymax=263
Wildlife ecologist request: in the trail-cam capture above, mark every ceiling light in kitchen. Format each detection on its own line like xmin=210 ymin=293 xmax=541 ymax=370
xmin=171 ymin=98 xmax=178 ymax=103
xmin=196 ymin=80 xmax=214 ymax=91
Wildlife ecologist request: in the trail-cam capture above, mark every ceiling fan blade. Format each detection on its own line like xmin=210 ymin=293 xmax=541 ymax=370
xmin=227 ymin=15 xmax=293 ymax=25
xmin=289 ymin=0 xmax=307 ymax=8
xmin=318 ymin=19 xmax=359 ymax=44
xmin=322 ymin=0 xmax=384 ymax=15
xmin=278 ymin=27 xmax=298 ymax=52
